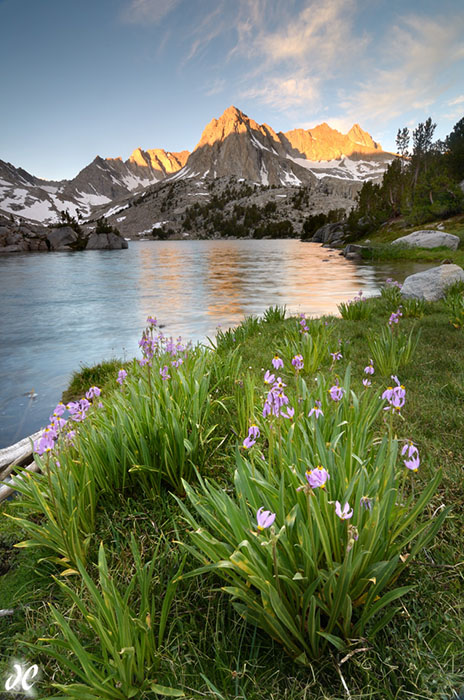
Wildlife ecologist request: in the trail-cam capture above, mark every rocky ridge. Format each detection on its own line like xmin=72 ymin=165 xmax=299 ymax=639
xmin=0 ymin=106 xmax=393 ymax=241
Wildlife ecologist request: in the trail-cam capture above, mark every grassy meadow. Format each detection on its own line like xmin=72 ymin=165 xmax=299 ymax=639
xmin=0 ymin=285 xmax=463 ymax=700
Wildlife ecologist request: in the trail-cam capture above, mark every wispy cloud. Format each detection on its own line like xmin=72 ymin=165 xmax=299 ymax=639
xmin=229 ymin=0 xmax=365 ymax=113
xmin=204 ymin=78 xmax=226 ymax=96
xmin=338 ymin=14 xmax=464 ymax=126
xmin=448 ymin=94 xmax=464 ymax=106
xmin=121 ymin=0 xmax=181 ymax=25
xmin=243 ymin=75 xmax=320 ymax=110
xmin=184 ymin=2 xmax=228 ymax=63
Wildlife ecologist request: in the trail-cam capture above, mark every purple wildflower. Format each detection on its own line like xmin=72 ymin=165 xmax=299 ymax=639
xmin=329 ymin=382 xmax=345 ymax=402
xmin=305 ymin=466 xmax=330 ymax=489
xmin=243 ymin=424 xmax=260 ymax=448
xmin=388 ymin=308 xmax=403 ymax=327
xmin=272 ymin=355 xmax=284 ymax=370
xmin=363 ymin=378 xmax=372 ymax=387
xmin=86 ymin=386 xmax=101 ymax=400
xmin=335 ymin=501 xmax=353 ymax=520
xmin=264 ymin=369 xmax=275 ymax=385
xmin=364 ymin=360 xmax=374 ymax=375
xmin=292 ymin=354 xmax=304 ymax=371
xmin=404 ymin=447 xmax=420 ymax=472
xmin=256 ymin=507 xmax=276 ymax=531
xmin=330 ymin=352 xmax=343 ymax=362
xmin=360 ymin=496 xmax=373 ymax=511
xmin=280 ymin=406 xmax=295 ymax=419
xmin=401 ymin=440 xmax=418 ymax=458
xmin=34 ymin=429 xmax=55 ymax=456
xmin=117 ymin=369 xmax=127 ymax=385
xmin=146 ymin=316 xmax=157 ymax=326
xmin=308 ymin=400 xmax=323 ymax=419
xmin=160 ymin=365 xmax=171 ymax=381
xmin=382 ymin=376 xmax=406 ymax=412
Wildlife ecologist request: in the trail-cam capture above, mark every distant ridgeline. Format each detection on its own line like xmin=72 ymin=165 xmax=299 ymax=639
xmin=0 ymin=106 xmax=393 ymax=242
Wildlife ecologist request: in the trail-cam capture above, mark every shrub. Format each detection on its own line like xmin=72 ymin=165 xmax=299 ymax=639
xmin=177 ymin=371 xmax=446 ymax=662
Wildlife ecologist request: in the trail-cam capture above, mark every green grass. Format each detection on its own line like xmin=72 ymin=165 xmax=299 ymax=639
xmin=356 ymin=213 xmax=464 ymax=265
xmin=62 ymin=357 xmax=124 ymax=403
xmin=1 ymin=301 xmax=464 ymax=699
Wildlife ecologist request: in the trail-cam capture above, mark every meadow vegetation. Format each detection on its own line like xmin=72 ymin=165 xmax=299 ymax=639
xmin=0 ymin=289 xmax=463 ymax=699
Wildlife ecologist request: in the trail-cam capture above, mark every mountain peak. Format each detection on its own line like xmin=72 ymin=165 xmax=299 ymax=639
xmin=347 ymin=123 xmax=378 ymax=149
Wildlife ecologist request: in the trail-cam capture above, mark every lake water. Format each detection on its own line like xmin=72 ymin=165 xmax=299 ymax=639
xmin=0 ymin=240 xmax=433 ymax=448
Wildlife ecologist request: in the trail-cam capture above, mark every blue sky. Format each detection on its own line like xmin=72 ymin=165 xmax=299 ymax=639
xmin=1 ymin=0 xmax=463 ymax=180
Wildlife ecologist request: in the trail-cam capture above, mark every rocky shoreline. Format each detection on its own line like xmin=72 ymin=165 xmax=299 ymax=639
xmin=0 ymin=214 xmax=128 ymax=253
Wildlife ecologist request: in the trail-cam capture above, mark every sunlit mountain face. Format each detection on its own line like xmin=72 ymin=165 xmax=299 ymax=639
xmin=0 ymin=105 xmax=392 ymax=227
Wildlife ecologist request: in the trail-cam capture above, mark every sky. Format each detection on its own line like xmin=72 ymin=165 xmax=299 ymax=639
xmin=1 ymin=0 xmax=463 ymax=181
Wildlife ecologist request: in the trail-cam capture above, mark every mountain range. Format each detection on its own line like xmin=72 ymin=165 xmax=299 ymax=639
xmin=0 ymin=106 xmax=393 ymax=233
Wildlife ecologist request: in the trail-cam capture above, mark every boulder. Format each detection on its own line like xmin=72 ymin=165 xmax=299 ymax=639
xmin=391 ymin=230 xmax=460 ymax=250
xmin=0 ymin=243 xmax=28 ymax=254
xmin=401 ymin=263 xmax=464 ymax=301
xmin=343 ymin=243 xmax=369 ymax=259
xmin=85 ymin=232 xmax=128 ymax=250
xmin=46 ymin=226 xmax=79 ymax=251
xmin=312 ymin=222 xmax=346 ymax=244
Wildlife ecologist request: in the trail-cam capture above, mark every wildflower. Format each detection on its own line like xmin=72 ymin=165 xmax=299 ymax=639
xmin=386 ymin=278 xmax=402 ymax=289
xmin=360 ymin=496 xmax=373 ymax=511
xmin=305 ymin=466 xmax=330 ymax=489
xmin=364 ymin=360 xmax=374 ymax=375
xmin=363 ymin=378 xmax=372 ymax=387
xmin=146 ymin=316 xmax=157 ymax=326
xmin=243 ymin=424 xmax=260 ymax=448
xmin=330 ymin=352 xmax=342 ymax=362
xmin=401 ymin=440 xmax=418 ymax=458
xmin=272 ymin=355 xmax=284 ymax=370
xmin=335 ymin=501 xmax=353 ymax=520
xmin=388 ymin=308 xmax=403 ymax=327
xmin=172 ymin=358 xmax=183 ymax=368
xmin=404 ymin=450 xmax=420 ymax=472
xmin=292 ymin=354 xmax=304 ymax=371
xmin=308 ymin=400 xmax=323 ymax=419
xmin=85 ymin=386 xmax=101 ymax=400
xmin=34 ymin=431 xmax=55 ymax=455
xmin=263 ymin=369 xmax=275 ymax=384
xmin=50 ymin=415 xmax=67 ymax=431
xmin=382 ymin=375 xmax=406 ymax=412
xmin=280 ymin=406 xmax=295 ymax=419
xmin=160 ymin=365 xmax=171 ymax=381
xmin=262 ymin=401 xmax=272 ymax=418
xmin=53 ymin=402 xmax=66 ymax=416
xmin=117 ymin=369 xmax=127 ymax=385
xmin=256 ymin=507 xmax=276 ymax=531
xmin=329 ymin=382 xmax=345 ymax=402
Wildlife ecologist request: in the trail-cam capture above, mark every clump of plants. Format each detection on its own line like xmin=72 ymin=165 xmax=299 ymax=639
xmin=176 ymin=356 xmax=445 ymax=662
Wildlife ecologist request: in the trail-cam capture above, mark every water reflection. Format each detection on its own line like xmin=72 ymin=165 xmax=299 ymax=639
xmin=0 ymin=240 xmax=434 ymax=447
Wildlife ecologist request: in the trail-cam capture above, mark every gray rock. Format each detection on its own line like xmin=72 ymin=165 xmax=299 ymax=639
xmin=86 ymin=232 xmax=128 ymax=250
xmin=391 ymin=230 xmax=460 ymax=250
xmin=312 ymin=222 xmax=346 ymax=244
xmin=46 ymin=226 xmax=79 ymax=250
xmin=401 ymin=264 xmax=464 ymax=301
xmin=343 ymin=243 xmax=369 ymax=258
xmin=0 ymin=244 xmax=26 ymax=253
